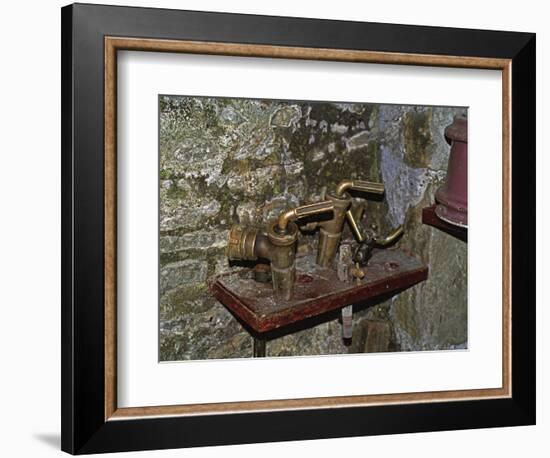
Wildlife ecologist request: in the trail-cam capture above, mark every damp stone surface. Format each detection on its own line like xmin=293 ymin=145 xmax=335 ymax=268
xmin=159 ymin=96 xmax=467 ymax=360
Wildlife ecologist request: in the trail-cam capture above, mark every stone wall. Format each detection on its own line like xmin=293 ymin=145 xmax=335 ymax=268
xmin=159 ymin=95 xmax=467 ymax=361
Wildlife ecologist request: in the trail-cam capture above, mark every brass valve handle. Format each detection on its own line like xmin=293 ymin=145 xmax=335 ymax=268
xmin=352 ymin=225 xmax=404 ymax=266
xmin=277 ymin=200 xmax=334 ymax=232
xmin=337 ymin=179 xmax=384 ymax=243
xmin=346 ymin=208 xmax=404 ymax=245
xmin=345 ymin=209 xmax=365 ymax=243
xmin=335 ymin=179 xmax=385 ymax=197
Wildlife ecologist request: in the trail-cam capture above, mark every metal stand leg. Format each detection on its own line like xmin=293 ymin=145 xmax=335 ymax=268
xmin=253 ymin=338 xmax=266 ymax=357
xmin=341 ymin=305 xmax=353 ymax=346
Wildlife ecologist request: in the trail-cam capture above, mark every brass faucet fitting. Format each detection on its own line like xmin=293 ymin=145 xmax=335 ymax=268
xmin=353 ymin=225 xmax=405 ymax=266
xmin=335 ymin=179 xmax=385 ymax=197
xmin=227 ymin=225 xmax=271 ymax=261
xmin=227 ymin=201 xmax=333 ymax=300
xmin=266 ymin=219 xmax=299 ymax=300
xmin=316 ymin=179 xmax=385 ymax=268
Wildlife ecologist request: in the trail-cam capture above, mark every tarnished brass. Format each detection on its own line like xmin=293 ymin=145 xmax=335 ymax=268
xmin=227 ymin=225 xmax=270 ymax=261
xmin=266 ymin=219 xmax=299 ymax=300
xmin=277 ymin=200 xmax=335 ymax=232
xmin=227 ymin=201 xmax=333 ymax=300
xmin=270 ymin=201 xmax=333 ymax=299
xmin=353 ymin=224 xmax=405 ymax=266
xmin=335 ymin=179 xmax=385 ymax=197
xmin=351 ymin=262 xmax=366 ymax=280
xmin=315 ymin=179 xmax=385 ymax=268
xmin=253 ymin=264 xmax=272 ymax=283
xmin=374 ymin=225 xmax=404 ymax=246
xmin=345 ymin=209 xmax=365 ymax=243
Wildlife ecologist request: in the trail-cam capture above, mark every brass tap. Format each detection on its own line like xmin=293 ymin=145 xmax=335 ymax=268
xmin=353 ymin=225 xmax=405 ymax=266
xmin=227 ymin=201 xmax=333 ymax=300
xmin=315 ymin=179 xmax=385 ymax=268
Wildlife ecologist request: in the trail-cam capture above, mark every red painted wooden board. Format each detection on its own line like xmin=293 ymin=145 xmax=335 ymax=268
xmin=210 ymin=249 xmax=428 ymax=333
xmin=422 ymin=205 xmax=467 ymax=242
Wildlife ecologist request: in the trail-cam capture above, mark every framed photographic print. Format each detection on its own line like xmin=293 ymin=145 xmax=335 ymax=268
xmin=61 ymin=3 xmax=536 ymax=454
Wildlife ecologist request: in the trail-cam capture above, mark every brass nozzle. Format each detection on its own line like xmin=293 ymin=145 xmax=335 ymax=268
xmin=335 ymin=179 xmax=385 ymax=197
xmin=277 ymin=201 xmax=334 ymax=232
xmin=374 ymin=225 xmax=404 ymax=246
xmin=226 ymin=201 xmax=334 ymax=301
xmin=316 ymin=179 xmax=385 ymax=268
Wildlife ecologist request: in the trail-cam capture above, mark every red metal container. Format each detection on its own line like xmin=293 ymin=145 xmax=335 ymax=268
xmin=435 ymin=116 xmax=468 ymax=228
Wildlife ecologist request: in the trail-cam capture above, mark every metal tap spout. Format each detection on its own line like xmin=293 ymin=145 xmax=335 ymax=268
xmin=227 ymin=201 xmax=333 ymax=301
xmin=316 ymin=179 xmax=385 ymax=268
xmin=277 ymin=200 xmax=334 ymax=233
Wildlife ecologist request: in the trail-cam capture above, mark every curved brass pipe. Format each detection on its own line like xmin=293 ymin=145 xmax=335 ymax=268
xmin=277 ymin=201 xmax=334 ymax=232
xmin=335 ymin=179 xmax=385 ymax=197
xmin=374 ymin=225 xmax=404 ymax=246
xmin=227 ymin=201 xmax=334 ymax=300
xmin=277 ymin=209 xmax=298 ymax=233
xmin=316 ymin=180 xmax=384 ymax=268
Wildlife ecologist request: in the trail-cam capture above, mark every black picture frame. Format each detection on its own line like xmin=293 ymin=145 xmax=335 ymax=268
xmin=61 ymin=3 xmax=535 ymax=454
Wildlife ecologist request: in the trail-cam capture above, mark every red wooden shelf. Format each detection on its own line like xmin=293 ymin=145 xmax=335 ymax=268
xmin=210 ymin=249 xmax=428 ymax=334
xmin=422 ymin=205 xmax=467 ymax=242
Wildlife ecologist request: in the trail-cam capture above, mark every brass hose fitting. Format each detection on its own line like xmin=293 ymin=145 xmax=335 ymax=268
xmin=316 ymin=179 xmax=385 ymax=268
xmin=266 ymin=219 xmax=299 ymax=300
xmin=345 ymin=205 xmax=366 ymax=243
xmin=227 ymin=225 xmax=271 ymax=261
xmin=227 ymin=201 xmax=333 ymax=301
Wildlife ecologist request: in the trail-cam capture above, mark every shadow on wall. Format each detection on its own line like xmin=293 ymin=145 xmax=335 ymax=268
xmin=33 ymin=433 xmax=60 ymax=450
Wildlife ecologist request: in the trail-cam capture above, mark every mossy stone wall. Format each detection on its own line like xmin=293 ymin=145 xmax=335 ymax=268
xmin=159 ymin=96 xmax=467 ymax=360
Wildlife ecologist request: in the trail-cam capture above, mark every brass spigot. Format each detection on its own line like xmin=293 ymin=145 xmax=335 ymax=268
xmin=315 ymin=179 xmax=385 ymax=268
xmin=353 ymin=225 xmax=404 ymax=266
xmin=277 ymin=200 xmax=335 ymax=232
xmin=227 ymin=201 xmax=333 ymax=300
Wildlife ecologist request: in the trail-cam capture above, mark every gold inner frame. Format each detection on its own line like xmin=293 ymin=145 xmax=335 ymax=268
xmin=104 ymin=36 xmax=512 ymax=421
